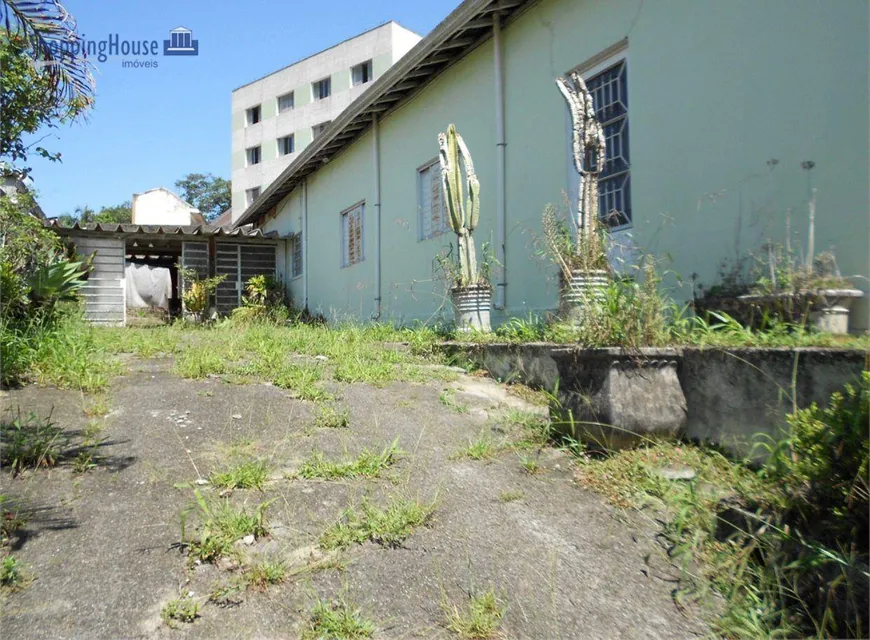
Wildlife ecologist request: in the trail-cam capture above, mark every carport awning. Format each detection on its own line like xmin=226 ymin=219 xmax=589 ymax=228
xmin=43 ymin=220 xmax=280 ymax=239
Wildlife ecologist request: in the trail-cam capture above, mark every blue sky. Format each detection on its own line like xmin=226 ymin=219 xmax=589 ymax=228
xmin=26 ymin=0 xmax=455 ymax=216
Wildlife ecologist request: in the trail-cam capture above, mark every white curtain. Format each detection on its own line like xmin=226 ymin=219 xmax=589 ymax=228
xmin=125 ymin=263 xmax=172 ymax=309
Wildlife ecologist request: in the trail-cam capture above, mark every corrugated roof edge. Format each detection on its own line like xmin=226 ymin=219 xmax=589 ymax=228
xmin=43 ymin=219 xmax=281 ymax=239
xmin=233 ymin=0 xmax=533 ymax=229
xmin=231 ymin=20 xmax=422 ymax=93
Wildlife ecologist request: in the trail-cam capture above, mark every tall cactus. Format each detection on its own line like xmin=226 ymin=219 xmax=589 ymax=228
xmin=555 ymin=71 xmax=606 ymax=253
xmin=439 ymin=124 xmax=481 ymax=287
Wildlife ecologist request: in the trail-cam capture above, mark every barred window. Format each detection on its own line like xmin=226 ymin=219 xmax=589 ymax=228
xmin=587 ymin=59 xmax=630 ymax=227
xmin=289 ymin=233 xmax=303 ymax=278
xmin=340 ymin=202 xmax=364 ymax=268
xmin=418 ymin=159 xmax=449 ymax=240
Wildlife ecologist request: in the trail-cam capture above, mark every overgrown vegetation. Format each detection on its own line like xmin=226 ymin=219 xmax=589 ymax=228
xmin=454 ymin=432 xmax=498 ymax=461
xmin=161 ymin=594 xmax=200 ymax=627
xmin=319 ymin=497 xmax=435 ymax=550
xmin=443 ymin=589 xmax=506 ymax=639
xmin=298 ymin=440 xmax=401 ymax=480
xmin=181 ymin=489 xmax=272 ymax=562
xmin=209 ymin=459 xmax=269 ymax=490
xmin=302 ymin=597 xmax=376 ymax=640
xmin=575 ymin=374 xmax=869 ymax=638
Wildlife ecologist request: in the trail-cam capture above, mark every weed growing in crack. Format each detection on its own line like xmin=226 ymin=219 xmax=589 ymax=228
xmin=443 ymin=589 xmax=506 ymax=639
xmin=454 ymin=432 xmax=497 ymax=461
xmin=161 ymin=595 xmax=200 ymax=627
xmin=298 ymin=440 xmax=401 ymax=480
xmin=0 ymin=555 xmax=25 ymax=591
xmin=273 ymin=364 xmax=332 ymax=402
xmin=302 ymin=597 xmax=376 ymax=639
xmin=0 ymin=410 xmax=65 ymax=475
xmin=517 ymin=454 xmax=541 ymax=475
xmin=497 ymin=490 xmax=524 ymax=503
xmin=440 ymin=388 xmax=469 ymax=413
xmin=319 ymin=497 xmax=435 ymax=550
xmin=209 ymin=459 xmax=269 ymax=490
xmin=244 ymin=560 xmax=287 ymax=590
xmin=313 ymin=405 xmax=350 ymax=430
xmin=81 ymin=395 xmax=110 ymax=418
xmin=181 ymin=489 xmax=272 ymax=562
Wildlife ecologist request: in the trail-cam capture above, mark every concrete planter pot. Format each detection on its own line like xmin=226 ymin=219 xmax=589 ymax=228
xmin=736 ymin=288 xmax=864 ymax=334
xmin=451 ymin=284 xmax=492 ymax=333
xmin=558 ymin=269 xmax=609 ymax=325
xmin=548 ymin=348 xmax=687 ymax=451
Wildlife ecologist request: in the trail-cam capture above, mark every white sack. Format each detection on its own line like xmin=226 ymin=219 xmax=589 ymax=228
xmin=125 ymin=262 xmax=172 ymax=308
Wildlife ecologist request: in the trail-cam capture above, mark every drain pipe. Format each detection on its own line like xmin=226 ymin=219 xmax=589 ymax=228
xmin=493 ymin=12 xmax=507 ymax=311
xmin=302 ymin=179 xmax=308 ymax=310
xmin=372 ymin=114 xmax=382 ymax=320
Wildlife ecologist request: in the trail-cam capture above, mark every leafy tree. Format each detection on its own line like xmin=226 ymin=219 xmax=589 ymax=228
xmin=57 ymin=202 xmax=132 ymax=226
xmin=175 ymin=173 xmax=231 ymax=222
xmin=1 ymin=0 xmax=95 ymax=174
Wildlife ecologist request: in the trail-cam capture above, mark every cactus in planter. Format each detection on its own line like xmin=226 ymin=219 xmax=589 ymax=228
xmin=438 ymin=124 xmax=482 ymax=288
xmin=555 ymin=71 xmax=607 ymax=264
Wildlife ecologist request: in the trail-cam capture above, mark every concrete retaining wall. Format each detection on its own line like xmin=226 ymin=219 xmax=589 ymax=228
xmin=442 ymin=343 xmax=867 ymax=458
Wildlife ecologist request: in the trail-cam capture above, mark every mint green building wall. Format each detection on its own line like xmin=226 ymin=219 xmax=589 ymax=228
xmin=265 ymin=0 xmax=869 ymax=329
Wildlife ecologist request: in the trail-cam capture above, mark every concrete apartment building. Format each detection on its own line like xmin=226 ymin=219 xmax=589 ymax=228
xmin=230 ymin=21 xmax=421 ymax=222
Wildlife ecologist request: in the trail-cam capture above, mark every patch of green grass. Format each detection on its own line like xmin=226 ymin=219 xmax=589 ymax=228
xmin=0 ymin=555 xmax=24 ymax=590
xmin=173 ymin=348 xmax=228 ymax=379
xmin=320 ymin=497 xmax=435 ymax=550
xmin=497 ymin=490 xmax=524 ymax=503
xmin=244 ymin=560 xmax=286 ymax=590
xmin=81 ymin=395 xmax=110 ymax=418
xmin=273 ymin=364 xmax=331 ymax=401
xmin=517 ymin=454 xmax=541 ymax=475
xmin=440 ymin=388 xmax=469 ymax=413
xmin=72 ymin=450 xmax=98 ymax=473
xmin=313 ymin=405 xmax=350 ymax=430
xmin=181 ymin=489 xmax=272 ymax=562
xmin=443 ymin=589 xmax=505 ymax=639
xmin=209 ymin=459 xmax=269 ymax=490
xmin=302 ymin=597 xmax=376 ymax=639
xmin=0 ymin=410 xmax=65 ymax=475
xmin=454 ymin=432 xmax=497 ymax=461
xmin=298 ymin=440 xmax=401 ymax=480
xmin=161 ymin=595 xmax=200 ymax=627
xmin=333 ymin=354 xmax=395 ymax=386
xmin=499 ymin=409 xmax=551 ymax=450
xmin=505 ymin=383 xmax=550 ymax=406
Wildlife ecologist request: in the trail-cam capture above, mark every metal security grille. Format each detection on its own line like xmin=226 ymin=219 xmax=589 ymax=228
xmin=587 ymin=59 xmax=630 ymax=228
xmin=340 ymin=203 xmax=364 ymax=267
xmin=418 ymin=160 xmax=449 ymax=240
xmin=214 ymin=243 xmax=277 ymax=313
xmin=289 ymin=233 xmax=303 ymax=278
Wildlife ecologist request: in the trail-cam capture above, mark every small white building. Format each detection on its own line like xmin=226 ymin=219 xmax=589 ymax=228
xmin=230 ymin=21 xmax=421 ymax=221
xmin=132 ymin=187 xmax=204 ymax=226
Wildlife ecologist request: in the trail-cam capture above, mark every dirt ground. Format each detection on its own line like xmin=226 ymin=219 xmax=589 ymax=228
xmin=1 ymin=353 xmax=707 ymax=639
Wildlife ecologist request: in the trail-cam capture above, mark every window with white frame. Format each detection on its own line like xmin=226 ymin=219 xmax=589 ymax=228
xmin=246 ymin=145 xmax=261 ymax=166
xmin=340 ymin=202 xmax=364 ymax=267
xmin=245 ymin=187 xmax=261 ymax=206
xmin=417 ymin=159 xmax=449 ymax=240
xmin=312 ymin=121 xmax=331 ymax=140
xmin=246 ymin=105 xmax=261 ymax=126
xmin=289 ymin=232 xmax=303 ymax=278
xmin=312 ymin=77 xmax=331 ymax=100
xmin=277 ymin=91 xmax=294 ymax=113
xmin=351 ymin=60 xmax=373 ymax=86
xmin=586 ymin=58 xmax=630 ymax=227
xmin=278 ymin=135 xmax=295 ymax=156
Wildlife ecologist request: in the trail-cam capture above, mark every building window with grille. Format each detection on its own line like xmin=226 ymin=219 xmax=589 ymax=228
xmin=246 ymin=105 xmax=261 ymax=126
xmin=312 ymin=77 xmax=331 ymax=100
xmin=277 ymin=92 xmax=294 ymax=113
xmin=289 ymin=232 xmax=303 ymax=278
xmin=245 ymin=187 xmax=261 ymax=206
xmin=278 ymin=135 xmax=295 ymax=156
xmin=586 ymin=58 xmax=630 ymax=228
xmin=417 ymin=159 xmax=449 ymax=240
xmin=340 ymin=202 xmax=364 ymax=268
xmin=246 ymin=145 xmax=261 ymax=166
xmin=351 ymin=60 xmax=373 ymax=86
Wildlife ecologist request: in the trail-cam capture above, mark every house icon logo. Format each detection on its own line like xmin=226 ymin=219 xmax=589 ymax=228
xmin=163 ymin=27 xmax=198 ymax=56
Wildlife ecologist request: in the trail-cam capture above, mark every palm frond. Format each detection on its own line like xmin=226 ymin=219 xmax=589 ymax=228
xmin=1 ymin=0 xmax=95 ymax=109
